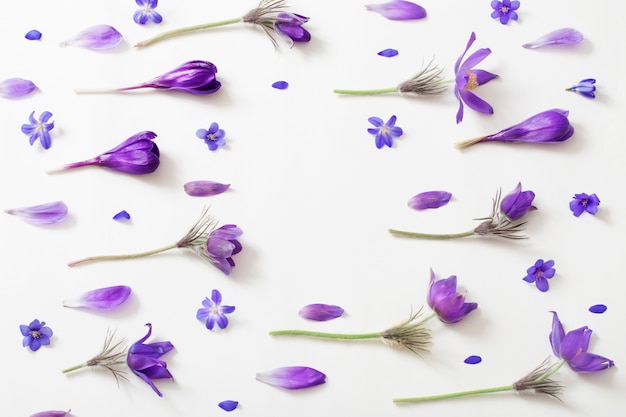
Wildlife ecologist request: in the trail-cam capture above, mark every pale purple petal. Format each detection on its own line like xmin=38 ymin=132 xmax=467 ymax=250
xmin=184 ymin=180 xmax=230 ymax=197
xmin=408 ymin=191 xmax=452 ymax=210
xmin=63 ymin=285 xmax=131 ymax=310
xmin=523 ymin=28 xmax=584 ymax=49
xmin=256 ymin=366 xmax=326 ymax=389
xmin=0 ymin=78 xmax=37 ymax=98
xmin=62 ymin=25 xmax=123 ymax=50
xmin=366 ymin=0 xmax=427 ymax=20
xmin=30 ymin=411 xmax=70 ymax=417
xmin=5 ymin=201 xmax=68 ymax=224
xmin=299 ymin=304 xmax=344 ymax=321
xmin=218 ymin=401 xmax=239 ymax=411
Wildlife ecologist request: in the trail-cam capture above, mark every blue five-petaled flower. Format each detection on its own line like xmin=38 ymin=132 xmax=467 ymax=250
xmin=196 ymin=122 xmax=226 ymax=151
xmin=21 ymin=111 xmax=55 ymax=149
xmin=490 ymin=0 xmax=520 ymax=25
xmin=569 ymin=193 xmax=600 ymax=217
xmin=197 ymin=289 xmax=236 ymax=330
xmin=367 ymin=115 xmax=403 ymax=149
xmin=134 ymin=0 xmax=163 ymax=25
xmin=20 ymin=319 xmax=53 ymax=351
xmin=523 ymin=259 xmax=556 ymax=292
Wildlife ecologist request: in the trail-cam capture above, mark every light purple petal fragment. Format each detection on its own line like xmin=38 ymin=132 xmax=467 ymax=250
xmin=113 ymin=210 xmax=131 ymax=220
xmin=589 ymin=304 xmax=607 ymax=314
xmin=63 ymin=285 xmax=132 ymax=310
xmin=5 ymin=201 xmax=68 ymax=224
xmin=184 ymin=180 xmax=230 ymax=197
xmin=522 ymin=28 xmax=584 ymax=49
xmin=464 ymin=355 xmax=482 ymax=364
xmin=218 ymin=400 xmax=239 ymax=411
xmin=25 ymin=30 xmax=42 ymax=40
xmin=62 ymin=25 xmax=123 ymax=50
xmin=272 ymin=81 xmax=289 ymax=89
xmin=256 ymin=366 xmax=326 ymax=389
xmin=366 ymin=0 xmax=427 ymax=20
xmin=378 ymin=48 xmax=399 ymax=57
xmin=0 ymin=78 xmax=37 ymax=99
xmin=299 ymin=304 xmax=344 ymax=321
xmin=408 ymin=191 xmax=452 ymax=210
xmin=30 ymin=411 xmax=70 ymax=417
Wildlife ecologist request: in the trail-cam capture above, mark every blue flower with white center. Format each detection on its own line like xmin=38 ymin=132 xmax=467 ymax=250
xmin=134 ymin=0 xmax=163 ymax=25
xmin=196 ymin=122 xmax=226 ymax=151
xmin=21 ymin=110 xmax=54 ymax=149
xmin=196 ymin=289 xmax=236 ymax=330
xmin=566 ymin=78 xmax=596 ymax=98
xmin=367 ymin=115 xmax=403 ymax=148
xmin=20 ymin=319 xmax=53 ymax=351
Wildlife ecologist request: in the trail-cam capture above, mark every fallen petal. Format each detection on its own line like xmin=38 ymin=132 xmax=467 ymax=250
xmin=25 ymin=30 xmax=42 ymax=40
xmin=272 ymin=81 xmax=289 ymax=89
xmin=113 ymin=210 xmax=131 ymax=220
xmin=184 ymin=180 xmax=230 ymax=197
xmin=63 ymin=285 xmax=132 ymax=310
xmin=378 ymin=48 xmax=399 ymax=57
xmin=0 ymin=77 xmax=37 ymax=99
xmin=30 ymin=411 xmax=71 ymax=417
xmin=464 ymin=355 xmax=482 ymax=364
xmin=522 ymin=28 xmax=583 ymax=49
xmin=5 ymin=201 xmax=68 ymax=224
xmin=299 ymin=304 xmax=344 ymax=321
xmin=218 ymin=400 xmax=239 ymax=411
xmin=589 ymin=304 xmax=607 ymax=314
xmin=366 ymin=0 xmax=427 ymax=20
xmin=408 ymin=191 xmax=452 ymax=210
xmin=62 ymin=25 xmax=123 ymax=50
xmin=256 ymin=366 xmax=326 ymax=389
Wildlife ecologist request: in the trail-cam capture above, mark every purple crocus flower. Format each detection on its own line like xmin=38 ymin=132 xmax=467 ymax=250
xmin=367 ymin=115 xmax=403 ymax=148
xmin=0 ymin=78 xmax=37 ymax=99
xmin=523 ymin=28 xmax=584 ymax=49
xmin=56 ymin=131 xmax=160 ymax=175
xmin=365 ymin=0 xmax=427 ymax=20
xmin=30 ymin=411 xmax=70 ymax=417
xmin=127 ymin=323 xmax=174 ymax=397
xmin=500 ymin=182 xmax=536 ymax=221
xmin=549 ymin=312 xmax=614 ymax=372
xmin=408 ymin=191 xmax=452 ymax=210
xmin=454 ymin=32 xmax=498 ymax=124
xmin=134 ymin=0 xmax=163 ymax=25
xmin=62 ymin=25 xmax=123 ymax=50
xmin=299 ymin=304 xmax=344 ymax=321
xmin=196 ymin=289 xmax=236 ymax=330
xmin=274 ymin=13 xmax=311 ymax=46
xmin=20 ymin=319 xmax=53 ymax=351
xmin=523 ymin=259 xmax=556 ymax=292
xmin=21 ymin=110 xmax=54 ymax=149
xmin=566 ymin=78 xmax=596 ymax=98
xmin=256 ymin=366 xmax=326 ymax=389
xmin=569 ymin=193 xmax=600 ymax=217
xmin=63 ymin=285 xmax=132 ymax=310
xmin=5 ymin=201 xmax=68 ymax=225
xmin=122 ymin=61 xmax=221 ymax=95
xmin=490 ymin=0 xmax=520 ymax=24
xmin=184 ymin=180 xmax=230 ymax=197
xmin=206 ymin=224 xmax=243 ymax=275
xmin=427 ymin=269 xmax=477 ymax=324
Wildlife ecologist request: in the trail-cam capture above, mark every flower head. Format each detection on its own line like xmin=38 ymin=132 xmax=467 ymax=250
xmin=472 ymin=185 xmax=535 ymax=239
xmin=549 ymin=312 xmax=614 ymax=372
xmin=63 ymin=285 xmax=132 ymax=310
xmin=365 ymin=1 xmax=427 ymax=20
xmin=196 ymin=123 xmax=226 ymax=151
xmin=256 ymin=366 xmax=326 ymax=390
xmin=196 ymin=289 xmax=236 ymax=330
xmin=454 ymin=32 xmax=498 ymax=124
xmin=569 ymin=193 xmax=600 ymax=216
xmin=61 ymin=329 xmax=127 ymax=382
xmin=274 ymin=13 xmax=311 ymax=46
xmin=134 ymin=0 xmax=163 ymax=24
xmin=205 ymin=225 xmax=244 ymax=275
xmin=427 ymin=269 xmax=477 ymax=324
xmin=242 ymin=0 xmax=311 ymax=48
xmin=566 ymin=78 xmax=596 ymax=98
xmin=5 ymin=201 xmax=68 ymax=225
xmin=21 ymin=110 xmax=54 ymax=149
xmin=523 ymin=259 xmax=555 ymax=292
xmin=523 ymin=28 xmax=584 ymax=49
xmin=367 ymin=115 xmax=403 ymax=148
xmin=490 ymin=0 xmax=520 ymax=24
xmin=408 ymin=191 xmax=452 ymax=210
xmin=120 ymin=61 xmax=221 ymax=95
xmin=500 ymin=182 xmax=536 ymax=220
xmin=62 ymin=25 xmax=123 ymax=50
xmin=0 ymin=78 xmax=37 ymax=99
xmin=20 ymin=319 xmax=53 ymax=351
xmin=298 ymin=304 xmax=344 ymax=321
xmin=127 ymin=323 xmax=174 ymax=397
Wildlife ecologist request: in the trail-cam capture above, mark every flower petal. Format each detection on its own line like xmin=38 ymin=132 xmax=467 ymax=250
xmin=366 ymin=0 xmax=427 ymax=20
xmin=0 ymin=78 xmax=37 ymax=98
xmin=522 ymin=28 xmax=584 ymax=49
xmin=256 ymin=366 xmax=326 ymax=389
xmin=5 ymin=201 xmax=68 ymax=224
xmin=299 ymin=304 xmax=344 ymax=321
xmin=184 ymin=181 xmax=230 ymax=197
xmin=407 ymin=191 xmax=452 ymax=210
xmin=63 ymin=285 xmax=132 ymax=310
xmin=378 ymin=48 xmax=399 ymax=57
xmin=218 ymin=401 xmax=239 ymax=411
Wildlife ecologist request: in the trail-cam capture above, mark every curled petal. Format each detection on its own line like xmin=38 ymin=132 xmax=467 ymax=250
xmin=5 ymin=201 xmax=68 ymax=224
xmin=63 ymin=285 xmax=131 ymax=310
xmin=366 ymin=0 xmax=427 ymax=20
xmin=256 ymin=366 xmax=326 ymax=389
xmin=30 ymin=411 xmax=71 ymax=417
xmin=299 ymin=304 xmax=344 ymax=321
xmin=272 ymin=81 xmax=289 ymax=89
xmin=500 ymin=182 xmax=536 ymax=220
xmin=523 ymin=28 xmax=584 ymax=49
xmin=408 ymin=191 xmax=452 ymax=210
xmin=184 ymin=180 xmax=230 ymax=197
xmin=0 ymin=78 xmax=37 ymax=99
xmin=218 ymin=401 xmax=239 ymax=411
xmin=62 ymin=25 xmax=123 ymax=50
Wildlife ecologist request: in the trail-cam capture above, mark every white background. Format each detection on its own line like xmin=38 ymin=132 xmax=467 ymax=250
xmin=1 ymin=0 xmax=624 ymax=416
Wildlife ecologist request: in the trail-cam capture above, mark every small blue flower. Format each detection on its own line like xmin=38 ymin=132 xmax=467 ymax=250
xmin=196 ymin=122 xmax=226 ymax=151
xmin=134 ymin=0 xmax=163 ymax=25
xmin=490 ymin=0 xmax=520 ymax=24
xmin=367 ymin=115 xmax=403 ymax=148
xmin=566 ymin=78 xmax=596 ymax=98
xmin=569 ymin=192 xmax=600 ymax=216
xmin=21 ymin=111 xmax=55 ymax=149
xmin=20 ymin=319 xmax=53 ymax=351
xmin=196 ymin=289 xmax=236 ymax=330
xmin=523 ymin=259 xmax=556 ymax=292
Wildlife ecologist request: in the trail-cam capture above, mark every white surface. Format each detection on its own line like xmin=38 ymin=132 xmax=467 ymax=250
xmin=1 ymin=0 xmax=624 ymax=416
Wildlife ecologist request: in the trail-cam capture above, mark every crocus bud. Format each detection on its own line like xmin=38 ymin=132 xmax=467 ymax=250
xmin=120 ymin=61 xmax=221 ymax=95
xmin=299 ymin=304 xmax=344 ymax=321
xmin=63 ymin=285 xmax=132 ymax=311
xmin=500 ymin=182 xmax=536 ymax=221
xmin=408 ymin=191 xmax=452 ymax=210
xmin=256 ymin=366 xmax=326 ymax=390
xmin=184 ymin=180 xmax=230 ymax=197
xmin=274 ymin=13 xmax=311 ymax=45
xmin=0 ymin=77 xmax=37 ymax=99
xmin=62 ymin=25 xmax=123 ymax=50
xmin=366 ymin=0 xmax=427 ymax=20
xmin=5 ymin=201 xmax=68 ymax=225
xmin=427 ymin=269 xmax=477 ymax=324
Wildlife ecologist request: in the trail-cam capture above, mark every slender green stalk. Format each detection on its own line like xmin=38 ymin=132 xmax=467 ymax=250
xmin=269 ymin=330 xmax=382 ymax=340
xmin=333 ymin=87 xmax=398 ymax=95
xmin=62 ymin=360 xmax=126 ymax=374
xmin=135 ymin=17 xmax=243 ymax=47
xmin=394 ymin=385 xmax=514 ymax=403
xmin=67 ymin=243 xmax=178 ymax=267
xmin=388 ymin=229 xmax=476 ymax=240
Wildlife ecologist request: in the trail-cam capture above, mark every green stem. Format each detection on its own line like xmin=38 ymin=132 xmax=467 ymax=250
xmin=539 ymin=359 xmax=566 ymax=380
xmin=388 ymin=229 xmax=476 ymax=240
xmin=269 ymin=330 xmax=382 ymax=340
xmin=134 ymin=17 xmax=243 ymax=47
xmin=393 ymin=384 xmax=514 ymax=403
xmin=67 ymin=243 xmax=178 ymax=267
xmin=62 ymin=363 xmax=87 ymax=374
xmin=333 ymin=87 xmax=398 ymax=95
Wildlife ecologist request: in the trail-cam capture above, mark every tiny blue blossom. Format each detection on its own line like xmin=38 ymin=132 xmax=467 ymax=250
xmin=196 ymin=122 xmax=226 ymax=151
xmin=566 ymin=78 xmax=596 ymax=98
xmin=21 ymin=111 xmax=55 ymax=149
xmin=490 ymin=0 xmax=520 ymax=24
xmin=197 ymin=289 xmax=236 ymax=330
xmin=569 ymin=193 xmax=600 ymax=217
xmin=523 ymin=259 xmax=555 ymax=292
xmin=134 ymin=0 xmax=163 ymax=25
xmin=20 ymin=319 xmax=53 ymax=351
xmin=367 ymin=115 xmax=403 ymax=148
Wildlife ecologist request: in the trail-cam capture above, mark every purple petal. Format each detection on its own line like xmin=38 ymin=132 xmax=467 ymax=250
xmin=184 ymin=180 xmax=230 ymax=197
xmin=113 ymin=210 xmax=131 ymax=220
xmin=30 ymin=411 xmax=70 ymax=417
xmin=407 ymin=191 xmax=452 ymax=210
xmin=63 ymin=285 xmax=132 ymax=310
xmin=483 ymin=109 xmax=574 ymax=144
xmin=5 ymin=201 xmax=68 ymax=224
xmin=464 ymin=355 xmax=482 ymax=364
xmin=25 ymin=30 xmax=42 ymax=40
xmin=523 ymin=28 xmax=584 ymax=49
xmin=256 ymin=366 xmax=326 ymax=390
xmin=218 ymin=401 xmax=239 ymax=411
xmin=549 ymin=312 xmax=565 ymax=358
xmin=272 ymin=81 xmax=289 ymax=89
xmin=366 ymin=0 xmax=427 ymax=20
xmin=589 ymin=304 xmax=607 ymax=314
xmin=0 ymin=78 xmax=37 ymax=99
xmin=567 ymin=352 xmax=615 ymax=373
xmin=378 ymin=48 xmax=399 ymax=57
xmin=62 ymin=25 xmax=123 ymax=50
xmin=459 ymin=90 xmax=494 ymax=115
xmin=299 ymin=304 xmax=344 ymax=321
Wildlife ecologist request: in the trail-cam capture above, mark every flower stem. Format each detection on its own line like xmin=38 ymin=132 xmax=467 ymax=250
xmin=67 ymin=243 xmax=178 ymax=267
xmin=388 ymin=229 xmax=476 ymax=240
xmin=455 ymin=136 xmax=487 ymax=149
xmin=393 ymin=384 xmax=514 ymax=403
xmin=269 ymin=330 xmax=382 ymax=340
xmin=134 ymin=17 xmax=243 ymax=47
xmin=333 ymin=87 xmax=398 ymax=95
xmin=62 ymin=362 xmax=88 ymax=373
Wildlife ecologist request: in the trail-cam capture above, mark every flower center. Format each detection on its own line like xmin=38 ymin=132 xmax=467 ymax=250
xmin=464 ymin=70 xmax=479 ymax=90
xmin=30 ymin=330 xmax=41 ymax=339
xmin=208 ymin=133 xmax=217 ymax=141
xmin=581 ymin=198 xmax=589 ymax=207
xmin=211 ymin=307 xmax=219 ymax=314
xmin=501 ymin=6 xmax=509 ymax=13
xmin=380 ymin=126 xmax=389 ymax=135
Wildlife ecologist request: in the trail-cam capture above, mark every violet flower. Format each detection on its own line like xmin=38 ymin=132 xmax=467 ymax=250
xmin=523 ymin=259 xmax=556 ymax=292
xmin=256 ymin=366 xmax=326 ymax=390
xmin=196 ymin=289 xmax=236 ymax=330
xmin=196 ymin=122 xmax=226 ymax=150
xmin=205 ymin=224 xmax=243 ymax=275
xmin=127 ymin=323 xmax=174 ymax=397
xmin=50 ymin=131 xmax=160 ymax=175
xmin=61 ymin=25 xmax=123 ymax=50
xmin=365 ymin=0 xmax=427 ymax=20
xmin=456 ymin=109 xmax=574 ymax=148
xmin=408 ymin=191 xmax=451 ymax=210
xmin=500 ymin=182 xmax=536 ymax=220
xmin=63 ymin=285 xmax=132 ymax=310
xmin=367 ymin=115 xmax=403 ymax=148
xmin=21 ymin=110 xmax=54 ymax=149
xmin=454 ymin=32 xmax=498 ymax=124
xmin=134 ymin=0 xmax=163 ymax=25
xmin=184 ymin=180 xmax=230 ymax=197
xmin=30 ymin=411 xmax=71 ymax=417
xmin=523 ymin=28 xmax=584 ymax=49
xmin=299 ymin=304 xmax=344 ymax=321
xmin=5 ymin=201 xmax=68 ymax=225
xmin=569 ymin=193 xmax=600 ymax=217
xmin=20 ymin=319 xmax=53 ymax=351
xmin=274 ymin=13 xmax=311 ymax=46
xmin=566 ymin=78 xmax=596 ymax=98
xmin=427 ymin=269 xmax=477 ymax=324
xmin=61 ymin=329 xmax=127 ymax=382
xmin=490 ymin=0 xmax=520 ymax=24
xmin=0 ymin=77 xmax=37 ymax=99
xmin=218 ymin=401 xmax=239 ymax=411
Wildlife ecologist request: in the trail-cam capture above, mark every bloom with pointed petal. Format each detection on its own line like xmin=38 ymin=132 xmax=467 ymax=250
xmin=569 ymin=193 xmax=600 ymax=217
xmin=523 ymin=259 xmax=555 ymax=292
xmin=549 ymin=312 xmax=614 ymax=372
xmin=218 ymin=401 xmax=239 ymax=411
xmin=184 ymin=180 xmax=230 ymax=197
xmin=127 ymin=323 xmax=174 ymax=397
xmin=62 ymin=25 xmax=123 ymax=50
xmin=196 ymin=123 xmax=226 ymax=151
xmin=256 ymin=366 xmax=326 ymax=389
xmin=299 ymin=304 xmax=344 ymax=321
xmin=454 ymin=32 xmax=498 ymax=124
xmin=500 ymin=182 xmax=536 ymax=221
xmin=20 ymin=319 xmax=53 ymax=351
xmin=566 ymin=78 xmax=596 ymax=98
xmin=118 ymin=61 xmax=221 ymax=95
xmin=427 ymin=269 xmax=477 ymax=324
xmin=134 ymin=0 xmax=163 ymax=25
xmin=63 ymin=285 xmax=132 ymax=310
xmin=0 ymin=78 xmax=37 ymax=99
xmin=274 ymin=13 xmax=311 ymax=46
xmin=21 ymin=110 xmax=54 ymax=149
xmin=30 ymin=411 xmax=70 ymax=417
xmin=205 ymin=225 xmax=243 ymax=275
xmin=5 ymin=201 xmax=68 ymax=225
xmin=197 ymin=289 xmax=236 ymax=330
xmin=408 ymin=191 xmax=452 ymax=210
xmin=523 ymin=28 xmax=583 ymax=49
xmin=490 ymin=0 xmax=520 ymax=24
xmin=367 ymin=115 xmax=403 ymax=149
xmin=365 ymin=1 xmax=427 ymax=20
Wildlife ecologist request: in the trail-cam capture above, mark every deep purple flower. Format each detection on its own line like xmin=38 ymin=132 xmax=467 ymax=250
xmin=196 ymin=289 xmax=236 ymax=330
xmin=21 ymin=110 xmax=54 ymax=149
xmin=490 ymin=0 xmax=520 ymax=24
xmin=427 ymin=269 xmax=477 ymax=324
xmin=5 ymin=201 xmax=68 ymax=225
xmin=569 ymin=193 xmax=600 ymax=217
xmin=206 ymin=225 xmax=243 ymax=275
xmin=127 ymin=323 xmax=174 ymax=397
xmin=20 ymin=319 xmax=53 ymax=351
xmin=0 ymin=78 xmax=37 ymax=98
xmin=30 ymin=411 xmax=70 ymax=417
xmin=196 ymin=123 xmax=226 ymax=151
xmin=256 ymin=366 xmax=326 ymax=390
xmin=274 ymin=13 xmax=311 ymax=46
xmin=566 ymin=78 xmax=596 ymax=98
xmin=549 ymin=312 xmax=614 ymax=372
xmin=365 ymin=1 xmax=427 ymax=20
xmin=523 ymin=259 xmax=555 ymax=292
xmin=62 ymin=25 xmax=123 ymax=50
xmin=63 ymin=285 xmax=132 ymax=310
xmin=218 ymin=401 xmax=239 ymax=411
xmin=500 ymin=182 xmax=536 ymax=221
xmin=408 ymin=191 xmax=452 ymax=210
xmin=57 ymin=131 xmax=160 ymax=175
xmin=25 ymin=30 xmax=42 ymax=40
xmin=299 ymin=304 xmax=344 ymax=321
xmin=523 ymin=28 xmax=583 ymax=49
xmin=113 ymin=210 xmax=131 ymax=220
xmin=134 ymin=0 xmax=163 ymax=25
xmin=454 ymin=32 xmax=498 ymax=124
xmin=184 ymin=180 xmax=230 ymax=197
xmin=367 ymin=115 xmax=403 ymax=148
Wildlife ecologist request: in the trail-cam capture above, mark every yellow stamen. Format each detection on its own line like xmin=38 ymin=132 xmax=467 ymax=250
xmin=464 ymin=70 xmax=479 ymax=91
